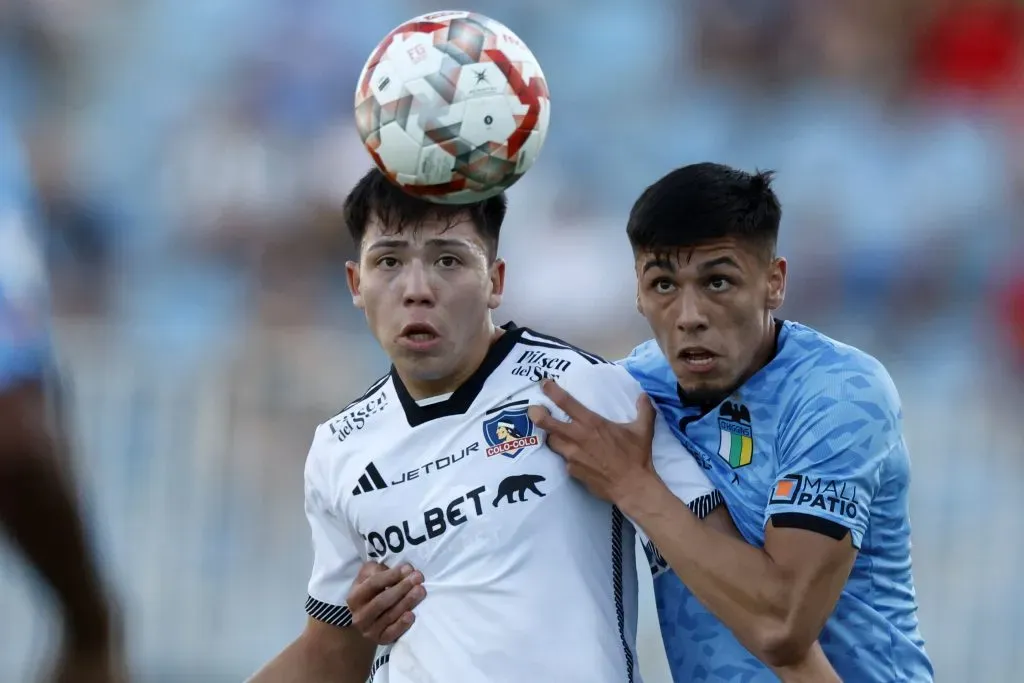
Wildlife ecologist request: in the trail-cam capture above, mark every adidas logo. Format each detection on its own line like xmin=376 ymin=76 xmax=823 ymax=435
xmin=352 ymin=462 xmax=388 ymax=496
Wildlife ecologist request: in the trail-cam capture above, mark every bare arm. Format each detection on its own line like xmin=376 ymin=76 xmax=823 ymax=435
xmin=0 ymin=378 xmax=114 ymax=648
xmin=248 ymin=617 xmax=377 ymax=683
xmin=681 ymin=506 xmax=841 ymax=680
xmin=621 ymin=480 xmax=855 ymax=668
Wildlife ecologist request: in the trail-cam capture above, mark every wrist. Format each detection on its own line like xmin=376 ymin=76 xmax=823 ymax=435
xmin=613 ymin=468 xmax=668 ymax=518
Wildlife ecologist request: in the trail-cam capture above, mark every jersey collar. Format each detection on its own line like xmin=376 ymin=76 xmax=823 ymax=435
xmin=391 ymin=321 xmax=524 ymax=427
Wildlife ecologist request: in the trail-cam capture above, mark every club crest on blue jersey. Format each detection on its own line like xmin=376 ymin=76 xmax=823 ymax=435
xmin=483 ymin=406 xmax=540 ymax=459
xmin=717 ymin=401 xmax=754 ymax=468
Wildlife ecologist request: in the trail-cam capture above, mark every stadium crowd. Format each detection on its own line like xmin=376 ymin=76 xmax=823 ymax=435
xmin=1 ymin=0 xmax=1022 ymax=680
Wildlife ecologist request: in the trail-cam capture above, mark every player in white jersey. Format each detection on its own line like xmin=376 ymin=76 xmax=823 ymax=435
xmin=248 ymin=168 xmax=726 ymax=683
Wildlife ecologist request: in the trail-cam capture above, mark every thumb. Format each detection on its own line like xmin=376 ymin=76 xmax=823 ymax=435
xmin=634 ymin=394 xmax=657 ymax=437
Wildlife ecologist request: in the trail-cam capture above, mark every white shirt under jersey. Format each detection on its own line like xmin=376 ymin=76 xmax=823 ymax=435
xmin=303 ymin=323 xmax=721 ymax=683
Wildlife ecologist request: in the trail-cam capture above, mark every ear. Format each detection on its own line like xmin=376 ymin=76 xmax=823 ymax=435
xmin=634 ymin=262 xmax=645 ymax=315
xmin=487 ymin=258 xmax=506 ymax=310
xmin=766 ymin=257 xmax=787 ymax=311
xmin=346 ymin=261 xmax=364 ymax=310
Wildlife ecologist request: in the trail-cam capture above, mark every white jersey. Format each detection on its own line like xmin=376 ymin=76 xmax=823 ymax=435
xmin=304 ymin=323 xmax=720 ymax=683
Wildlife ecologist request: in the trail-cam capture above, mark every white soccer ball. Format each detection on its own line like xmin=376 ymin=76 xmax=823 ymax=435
xmin=354 ymin=11 xmax=551 ymax=204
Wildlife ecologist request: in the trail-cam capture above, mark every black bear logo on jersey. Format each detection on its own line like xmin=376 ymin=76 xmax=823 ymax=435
xmin=492 ymin=474 xmax=546 ymax=507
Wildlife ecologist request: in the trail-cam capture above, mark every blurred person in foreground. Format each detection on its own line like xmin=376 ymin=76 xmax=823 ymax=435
xmin=247 ymin=168 xmax=838 ymax=682
xmin=0 ymin=124 xmax=125 ymax=682
xmin=355 ymin=164 xmax=933 ymax=682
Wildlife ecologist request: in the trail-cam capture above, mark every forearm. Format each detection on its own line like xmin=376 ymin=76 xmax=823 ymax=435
xmin=620 ymin=477 xmax=796 ymax=660
xmin=248 ymin=628 xmax=376 ymax=683
xmin=0 ymin=434 xmax=112 ymax=645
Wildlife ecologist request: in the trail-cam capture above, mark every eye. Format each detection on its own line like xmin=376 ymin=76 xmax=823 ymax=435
xmin=651 ymin=278 xmax=677 ymax=294
xmin=707 ymin=276 xmax=732 ymax=292
xmin=377 ymin=256 xmax=400 ymax=269
xmin=436 ymin=255 xmax=461 ymax=269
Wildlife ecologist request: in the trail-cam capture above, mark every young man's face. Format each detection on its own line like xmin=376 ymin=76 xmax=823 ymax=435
xmin=635 ymin=237 xmax=786 ymax=405
xmin=347 ymin=213 xmax=505 ymax=391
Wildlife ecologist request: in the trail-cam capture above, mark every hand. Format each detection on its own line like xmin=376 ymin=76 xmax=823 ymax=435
xmin=527 ymin=379 xmax=659 ymax=505
xmin=347 ymin=561 xmax=426 ymax=645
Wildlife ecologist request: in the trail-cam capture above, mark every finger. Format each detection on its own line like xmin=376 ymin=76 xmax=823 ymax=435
xmin=633 ymin=394 xmax=657 ymax=440
xmin=527 ymin=404 xmax=571 ymax=436
xmin=354 ymin=569 xmax=424 ymax=627
xmin=540 ymin=379 xmax=599 ymax=426
xmin=348 ymin=564 xmax=413 ymax=609
xmin=354 ymin=560 xmax=389 ymax=583
xmin=369 ymin=582 xmax=427 ymax=643
xmin=546 ymin=433 xmax=578 ymax=459
xmin=377 ymin=610 xmax=417 ymax=645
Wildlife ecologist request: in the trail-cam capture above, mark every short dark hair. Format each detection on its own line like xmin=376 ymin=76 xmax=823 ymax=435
xmin=343 ymin=168 xmax=508 ymax=260
xmin=626 ymin=163 xmax=782 ymax=257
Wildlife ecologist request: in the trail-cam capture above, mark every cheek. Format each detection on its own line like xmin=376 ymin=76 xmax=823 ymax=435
xmin=358 ymin=284 xmax=390 ymax=326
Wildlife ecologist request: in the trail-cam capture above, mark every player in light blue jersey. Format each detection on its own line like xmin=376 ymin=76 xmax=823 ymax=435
xmin=0 ymin=121 xmax=125 ymax=682
xmin=531 ymin=163 xmax=933 ymax=682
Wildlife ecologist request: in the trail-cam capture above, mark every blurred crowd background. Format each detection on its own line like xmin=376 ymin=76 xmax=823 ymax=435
xmin=1 ymin=0 xmax=1023 ymax=680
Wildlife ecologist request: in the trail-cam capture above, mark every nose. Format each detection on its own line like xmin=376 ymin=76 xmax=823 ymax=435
xmin=401 ymin=260 xmax=436 ymax=307
xmin=675 ymin=287 xmax=709 ymax=334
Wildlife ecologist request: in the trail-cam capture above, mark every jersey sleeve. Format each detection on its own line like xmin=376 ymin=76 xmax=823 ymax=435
xmin=553 ymin=362 xmax=724 ymax=578
xmin=562 ymin=363 xmax=721 ymax=513
xmin=764 ymin=362 xmax=902 ymax=549
xmin=304 ymin=426 xmax=366 ymax=627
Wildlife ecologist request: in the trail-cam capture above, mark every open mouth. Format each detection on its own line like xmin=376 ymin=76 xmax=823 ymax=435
xmin=678 ymin=347 xmax=718 ymax=368
xmin=400 ymin=323 xmax=440 ymax=343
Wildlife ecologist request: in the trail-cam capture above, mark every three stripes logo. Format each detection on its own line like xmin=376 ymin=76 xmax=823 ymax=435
xmin=352 ymin=462 xmax=389 ymax=496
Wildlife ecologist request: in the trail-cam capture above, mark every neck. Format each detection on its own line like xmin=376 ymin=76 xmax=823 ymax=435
xmin=398 ymin=324 xmax=504 ymax=401
xmin=751 ymin=316 xmax=778 ymax=374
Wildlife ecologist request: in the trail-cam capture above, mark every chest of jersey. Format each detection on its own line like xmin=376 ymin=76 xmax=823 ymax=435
xmin=335 ymin=381 xmax=591 ymax=571
xmin=661 ymin=398 xmax=782 ymax=543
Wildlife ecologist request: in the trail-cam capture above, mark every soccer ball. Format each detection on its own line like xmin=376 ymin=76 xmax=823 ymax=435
xmin=354 ymin=11 xmax=551 ymax=204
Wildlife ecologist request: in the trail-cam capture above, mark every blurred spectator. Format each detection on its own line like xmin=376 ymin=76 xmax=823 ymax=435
xmin=913 ymin=0 xmax=1024 ymax=99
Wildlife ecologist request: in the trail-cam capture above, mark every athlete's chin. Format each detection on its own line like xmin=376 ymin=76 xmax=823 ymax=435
xmin=394 ymin=353 xmax=458 ymax=382
xmin=675 ymin=374 xmax=733 ymax=406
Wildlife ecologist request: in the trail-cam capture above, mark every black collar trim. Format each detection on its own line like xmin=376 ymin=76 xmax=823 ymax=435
xmin=392 ymin=322 xmax=523 ymax=428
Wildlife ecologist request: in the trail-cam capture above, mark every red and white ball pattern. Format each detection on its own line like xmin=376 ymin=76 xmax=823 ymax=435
xmin=355 ymin=11 xmax=551 ymax=204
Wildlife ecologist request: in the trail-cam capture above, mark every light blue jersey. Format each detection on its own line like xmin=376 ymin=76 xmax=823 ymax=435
xmin=622 ymin=320 xmax=933 ymax=682
xmin=0 ymin=119 xmax=50 ymax=391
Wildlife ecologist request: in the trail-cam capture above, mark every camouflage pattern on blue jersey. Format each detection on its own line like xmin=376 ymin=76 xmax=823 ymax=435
xmin=621 ymin=320 xmax=933 ymax=682
xmin=0 ymin=119 xmax=50 ymax=391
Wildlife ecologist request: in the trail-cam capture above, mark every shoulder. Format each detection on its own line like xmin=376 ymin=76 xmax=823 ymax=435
xmin=323 ymin=371 xmax=395 ymax=439
xmin=618 ymin=339 xmax=664 ymax=378
xmin=771 ymin=323 xmax=902 ymax=443
xmin=306 ymin=372 xmax=395 ymax=482
xmin=516 ymin=327 xmax=609 ymax=366
xmin=515 ymin=326 xmax=641 ymax=413
xmin=780 ymin=323 xmax=898 ymax=410
xmin=508 ymin=326 xmax=612 ymax=383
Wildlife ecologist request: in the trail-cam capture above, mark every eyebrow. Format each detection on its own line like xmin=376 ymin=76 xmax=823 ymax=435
xmin=366 ymin=237 xmax=473 ymax=252
xmin=641 ymin=258 xmax=677 ymax=275
xmin=641 ymin=254 xmax=742 ymax=275
xmin=697 ymin=256 xmax=742 ymax=272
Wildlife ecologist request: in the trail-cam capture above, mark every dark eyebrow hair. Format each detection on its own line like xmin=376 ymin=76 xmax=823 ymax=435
xmin=641 ymin=257 xmax=676 ymax=275
xmin=365 ymin=237 xmax=476 ymax=251
xmin=641 ymin=254 xmax=744 ymax=275
xmin=697 ymin=256 xmax=742 ymax=272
